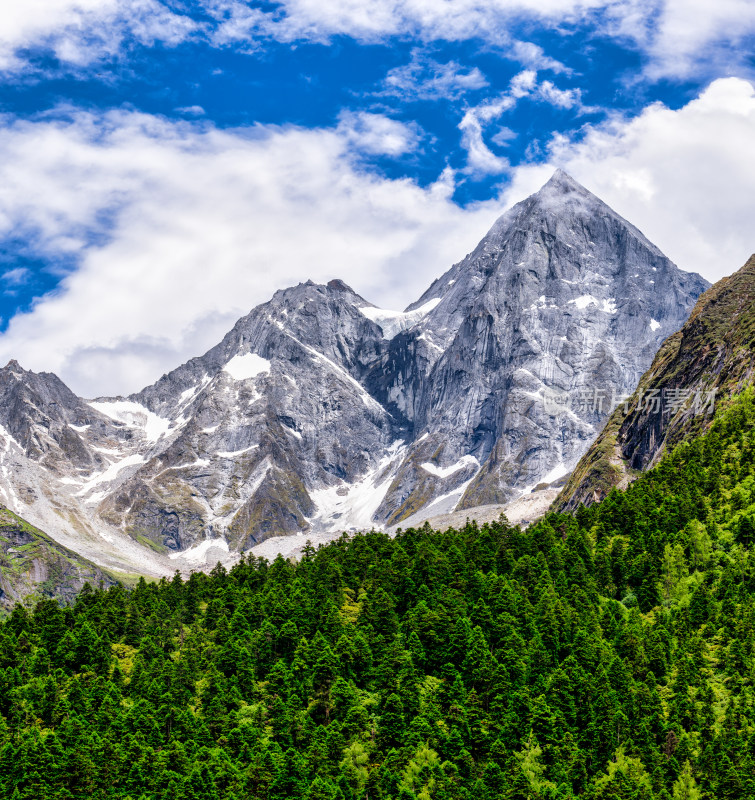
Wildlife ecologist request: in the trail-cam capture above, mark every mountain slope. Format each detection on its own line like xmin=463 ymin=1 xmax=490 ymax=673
xmin=0 ymin=361 xmax=194 ymax=579
xmin=0 ymin=503 xmax=116 ymax=608
xmin=557 ymin=253 xmax=755 ymax=511
xmin=7 ymin=389 xmax=755 ymax=797
xmin=100 ymin=279 xmax=401 ymax=551
xmin=368 ymin=170 xmax=708 ymax=523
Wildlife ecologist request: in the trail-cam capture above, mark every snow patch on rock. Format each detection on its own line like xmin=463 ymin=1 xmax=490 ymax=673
xmin=74 ymin=453 xmax=147 ymax=495
xmin=89 ymin=400 xmax=172 ymax=443
xmin=420 ymin=455 xmax=479 ymax=479
xmin=308 ymin=442 xmax=406 ymax=533
xmin=215 ymin=446 xmax=258 ymax=459
xmin=523 ymin=461 xmax=571 ymax=494
xmin=172 ymin=459 xmax=210 ymax=469
xmin=223 ymin=353 xmax=271 ymax=381
xmin=170 ymin=537 xmax=230 ymax=564
xmin=569 ymin=294 xmax=598 ymax=310
xmin=359 ymin=298 xmax=441 ymax=339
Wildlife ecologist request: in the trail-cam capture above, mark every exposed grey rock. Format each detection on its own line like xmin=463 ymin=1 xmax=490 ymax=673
xmin=103 ymin=279 xmax=398 ymax=550
xmin=555 ymin=253 xmax=755 ymax=513
xmin=369 ymin=170 xmax=708 ymax=520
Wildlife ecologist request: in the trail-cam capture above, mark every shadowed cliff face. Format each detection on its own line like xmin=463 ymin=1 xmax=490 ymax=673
xmin=556 ymin=253 xmax=755 ymax=513
xmin=0 ymin=172 xmax=710 ymax=561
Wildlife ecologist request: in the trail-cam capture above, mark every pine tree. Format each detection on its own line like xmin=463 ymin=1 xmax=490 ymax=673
xmin=672 ymin=760 xmax=701 ymax=800
xmin=379 ymin=693 xmax=406 ymax=751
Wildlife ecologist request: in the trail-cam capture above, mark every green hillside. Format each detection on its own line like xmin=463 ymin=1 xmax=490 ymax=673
xmin=0 ymin=505 xmax=116 ymax=610
xmin=3 ymin=388 xmax=755 ymax=797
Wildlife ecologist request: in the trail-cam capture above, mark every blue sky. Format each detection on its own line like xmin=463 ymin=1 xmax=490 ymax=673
xmin=0 ymin=1 xmax=753 ymax=395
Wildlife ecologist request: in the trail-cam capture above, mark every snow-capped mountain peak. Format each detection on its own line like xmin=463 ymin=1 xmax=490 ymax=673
xmin=0 ymin=172 xmax=710 ymax=571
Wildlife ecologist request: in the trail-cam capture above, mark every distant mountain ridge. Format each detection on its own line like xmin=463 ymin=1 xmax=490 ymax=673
xmin=0 ymin=171 xmax=709 ymax=576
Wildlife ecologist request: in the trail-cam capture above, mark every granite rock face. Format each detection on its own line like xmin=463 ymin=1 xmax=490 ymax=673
xmin=556 ymin=253 xmax=755 ymax=512
xmin=106 ymin=279 xmax=399 ymax=551
xmin=0 ymin=172 xmax=709 ymax=569
xmin=367 ymin=170 xmax=708 ymax=521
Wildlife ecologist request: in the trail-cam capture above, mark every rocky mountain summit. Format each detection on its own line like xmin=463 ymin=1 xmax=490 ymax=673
xmin=365 ymin=170 xmax=708 ymax=522
xmin=0 ymin=171 xmax=709 ymax=575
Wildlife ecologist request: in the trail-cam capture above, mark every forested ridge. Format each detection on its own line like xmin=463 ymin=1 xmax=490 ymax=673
xmin=4 ymin=391 xmax=755 ymax=798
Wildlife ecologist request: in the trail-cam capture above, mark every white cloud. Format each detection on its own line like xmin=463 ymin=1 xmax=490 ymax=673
xmin=2 ymin=267 xmax=29 ymax=285
xmin=0 ymin=0 xmax=197 ymax=71
xmin=0 ymin=109 xmax=501 ymax=397
xmin=491 ymin=127 xmax=518 ymax=146
xmin=617 ymin=0 xmax=755 ymax=80
xmin=2 ymin=1 xmax=752 ymax=81
xmin=336 ymin=111 xmax=423 ymax=156
xmin=459 ymin=99 xmax=515 ymax=176
xmin=382 ymin=51 xmax=489 ymax=101
xmin=205 ymin=0 xmax=604 ymax=44
xmin=459 ymin=70 xmax=587 ymax=175
xmin=537 ymin=80 xmax=582 ymax=109
xmin=203 ymin=0 xmax=755 ymax=81
xmin=509 ymin=41 xmax=569 ymax=74
xmin=205 ymin=1 xmax=267 ymax=48
xmin=176 ymin=105 xmax=206 ymax=117
xmin=502 ymin=77 xmax=755 ymax=285
xmin=510 ymin=69 xmax=538 ymax=98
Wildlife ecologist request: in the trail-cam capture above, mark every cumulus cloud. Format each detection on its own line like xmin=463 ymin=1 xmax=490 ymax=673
xmin=205 ymin=0 xmax=601 ymax=44
xmin=503 ymin=77 xmax=755 ymax=284
xmin=2 ymin=0 xmax=752 ymax=81
xmin=0 ymin=0 xmax=197 ymax=72
xmin=510 ymin=69 xmax=538 ymax=98
xmin=537 ymin=81 xmax=583 ymax=109
xmin=0 ymin=109 xmax=501 ymax=396
xmin=336 ymin=111 xmax=423 ymax=156
xmin=607 ymin=0 xmax=755 ymax=80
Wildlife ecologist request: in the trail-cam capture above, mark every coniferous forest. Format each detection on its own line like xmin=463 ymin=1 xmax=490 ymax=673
xmin=5 ymin=391 xmax=755 ymax=798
